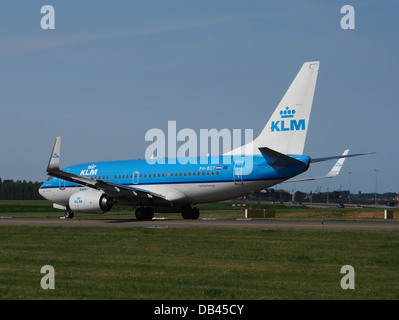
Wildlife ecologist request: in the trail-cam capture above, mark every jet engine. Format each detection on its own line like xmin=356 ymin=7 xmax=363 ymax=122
xmin=69 ymin=190 xmax=113 ymax=213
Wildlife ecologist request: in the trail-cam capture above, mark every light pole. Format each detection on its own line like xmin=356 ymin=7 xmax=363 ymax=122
xmin=374 ymin=169 xmax=379 ymax=207
xmin=348 ymin=171 xmax=352 ymax=205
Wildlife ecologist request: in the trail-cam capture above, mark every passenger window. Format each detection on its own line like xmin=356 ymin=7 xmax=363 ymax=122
xmin=202 ymin=171 xmax=205 ymax=176
xmin=171 ymin=173 xmax=174 ymax=177
xmin=216 ymin=171 xmax=220 ymax=175
xmin=162 ymin=173 xmax=165 ymax=177
xmin=184 ymin=172 xmax=187 ymax=176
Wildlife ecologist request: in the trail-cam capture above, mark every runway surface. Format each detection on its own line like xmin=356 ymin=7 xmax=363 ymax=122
xmin=1 ymin=217 xmax=399 ymax=231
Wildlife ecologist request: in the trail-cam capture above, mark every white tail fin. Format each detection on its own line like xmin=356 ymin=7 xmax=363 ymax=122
xmin=225 ymin=61 xmax=320 ymax=156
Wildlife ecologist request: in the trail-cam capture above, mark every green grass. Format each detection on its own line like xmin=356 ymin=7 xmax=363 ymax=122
xmin=1 ymin=225 xmax=399 ymax=300
xmin=1 ymin=200 xmax=398 ymax=300
xmin=0 ymin=200 xmax=393 ymax=220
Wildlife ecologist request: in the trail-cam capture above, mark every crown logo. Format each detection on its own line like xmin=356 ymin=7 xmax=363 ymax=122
xmin=280 ymin=106 xmax=296 ymax=118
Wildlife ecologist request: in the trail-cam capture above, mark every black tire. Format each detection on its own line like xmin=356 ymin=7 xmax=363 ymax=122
xmin=191 ymin=207 xmax=200 ymax=219
xmin=65 ymin=210 xmax=74 ymax=219
xmin=181 ymin=206 xmax=200 ymax=220
xmin=135 ymin=207 xmax=154 ymax=220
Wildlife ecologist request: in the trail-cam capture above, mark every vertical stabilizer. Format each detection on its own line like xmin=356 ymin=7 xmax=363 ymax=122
xmin=226 ymin=61 xmax=319 ymax=156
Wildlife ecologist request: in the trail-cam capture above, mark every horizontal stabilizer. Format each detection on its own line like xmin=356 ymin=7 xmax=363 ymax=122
xmin=259 ymin=147 xmax=304 ymax=167
xmin=287 ymin=149 xmax=349 ymax=182
xmin=310 ymin=151 xmax=375 ymax=163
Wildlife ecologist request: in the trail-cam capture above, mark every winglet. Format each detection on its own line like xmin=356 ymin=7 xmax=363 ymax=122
xmin=47 ymin=136 xmax=61 ymax=172
xmin=326 ymin=149 xmax=349 ymax=178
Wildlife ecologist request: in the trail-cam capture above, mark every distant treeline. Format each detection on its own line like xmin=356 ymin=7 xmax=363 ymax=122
xmin=250 ymin=189 xmax=398 ymax=205
xmin=0 ymin=178 xmax=43 ymax=200
xmin=0 ymin=177 xmax=397 ymax=203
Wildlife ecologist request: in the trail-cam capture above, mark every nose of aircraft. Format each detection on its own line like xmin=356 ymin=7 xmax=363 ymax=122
xmin=38 ymin=178 xmax=53 ymax=201
xmin=38 ymin=183 xmax=48 ymax=200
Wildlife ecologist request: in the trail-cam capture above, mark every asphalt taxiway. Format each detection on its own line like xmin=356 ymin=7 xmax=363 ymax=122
xmin=1 ymin=217 xmax=399 ymax=231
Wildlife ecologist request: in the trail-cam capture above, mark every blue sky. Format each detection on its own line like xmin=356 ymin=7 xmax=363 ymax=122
xmin=0 ymin=0 xmax=398 ymax=194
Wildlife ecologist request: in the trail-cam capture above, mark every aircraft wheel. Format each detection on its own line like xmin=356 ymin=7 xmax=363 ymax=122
xmin=182 ymin=206 xmax=200 ymax=220
xmin=65 ymin=209 xmax=74 ymax=219
xmin=135 ymin=207 xmax=154 ymax=220
xmin=191 ymin=207 xmax=200 ymax=219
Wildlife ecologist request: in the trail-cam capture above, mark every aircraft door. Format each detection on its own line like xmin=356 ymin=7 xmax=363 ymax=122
xmin=58 ymin=168 xmax=69 ymax=190
xmin=133 ymin=171 xmax=139 ymax=184
xmin=233 ymin=161 xmax=244 ymax=185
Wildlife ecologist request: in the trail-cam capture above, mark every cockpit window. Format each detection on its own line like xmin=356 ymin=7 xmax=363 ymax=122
xmin=46 ymin=177 xmax=53 ymax=181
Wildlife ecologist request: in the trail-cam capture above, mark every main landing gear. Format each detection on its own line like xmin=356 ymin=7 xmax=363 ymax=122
xmin=135 ymin=207 xmax=154 ymax=220
xmin=181 ymin=206 xmax=200 ymax=220
xmin=134 ymin=206 xmax=200 ymax=220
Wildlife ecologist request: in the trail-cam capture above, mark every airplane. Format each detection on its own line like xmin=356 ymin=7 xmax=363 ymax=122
xmin=39 ymin=61 xmax=373 ymax=220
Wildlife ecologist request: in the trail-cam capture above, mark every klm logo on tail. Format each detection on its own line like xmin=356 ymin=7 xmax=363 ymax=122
xmin=271 ymin=107 xmax=305 ymax=132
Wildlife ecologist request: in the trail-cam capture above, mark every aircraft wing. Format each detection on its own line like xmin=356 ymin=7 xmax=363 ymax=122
xmin=286 ymin=149 xmax=349 ymax=182
xmin=46 ymin=137 xmax=169 ymax=204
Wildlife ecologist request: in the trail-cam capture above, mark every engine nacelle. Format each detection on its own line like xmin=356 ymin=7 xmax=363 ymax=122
xmin=69 ymin=190 xmax=113 ymax=213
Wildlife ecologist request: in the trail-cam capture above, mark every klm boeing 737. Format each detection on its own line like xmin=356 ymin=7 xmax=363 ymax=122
xmin=39 ymin=61 xmax=372 ymax=220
